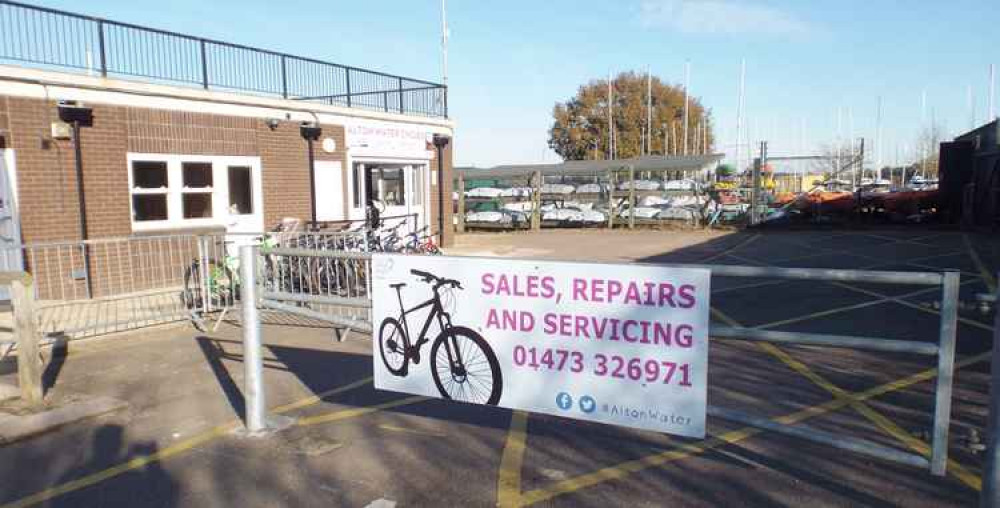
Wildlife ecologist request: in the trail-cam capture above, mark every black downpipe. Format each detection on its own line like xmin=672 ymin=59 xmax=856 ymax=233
xmin=71 ymin=121 xmax=93 ymax=298
xmin=299 ymin=123 xmax=322 ymax=230
xmin=307 ymin=137 xmax=316 ymax=228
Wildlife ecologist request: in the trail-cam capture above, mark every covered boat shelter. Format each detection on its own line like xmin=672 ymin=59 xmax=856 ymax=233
xmin=454 ymin=154 xmax=724 ymax=231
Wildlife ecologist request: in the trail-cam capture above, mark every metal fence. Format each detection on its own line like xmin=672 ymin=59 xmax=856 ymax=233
xmin=0 ymin=0 xmax=447 ymax=117
xmin=242 ymin=249 xmax=961 ymax=477
xmin=695 ymin=264 xmax=959 ymax=476
xmin=0 ymin=228 xmax=369 ymax=340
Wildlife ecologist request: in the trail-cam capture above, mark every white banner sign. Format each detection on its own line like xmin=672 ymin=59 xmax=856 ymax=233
xmin=345 ymin=119 xmax=434 ymax=159
xmin=371 ymin=255 xmax=710 ymax=438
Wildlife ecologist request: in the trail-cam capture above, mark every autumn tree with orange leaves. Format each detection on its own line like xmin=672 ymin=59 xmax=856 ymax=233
xmin=548 ymin=71 xmax=714 ymax=161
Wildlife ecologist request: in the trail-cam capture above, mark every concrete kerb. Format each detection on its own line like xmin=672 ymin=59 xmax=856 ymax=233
xmin=0 ymin=396 xmax=128 ymax=445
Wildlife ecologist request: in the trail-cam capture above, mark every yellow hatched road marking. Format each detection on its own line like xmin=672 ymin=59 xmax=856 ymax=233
xmin=518 ymin=349 xmax=991 ymax=505
xmin=760 ymin=342 xmax=981 ymax=489
xmin=721 ymin=304 xmax=983 ymax=492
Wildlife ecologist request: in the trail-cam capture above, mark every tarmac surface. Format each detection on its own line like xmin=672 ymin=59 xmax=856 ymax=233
xmin=0 ymin=227 xmax=997 ymax=507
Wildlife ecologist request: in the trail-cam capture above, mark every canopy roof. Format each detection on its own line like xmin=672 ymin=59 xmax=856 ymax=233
xmin=456 ymin=154 xmax=724 ymax=179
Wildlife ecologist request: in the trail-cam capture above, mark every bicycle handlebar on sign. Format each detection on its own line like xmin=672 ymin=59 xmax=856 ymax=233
xmin=410 ymin=269 xmax=462 ymax=289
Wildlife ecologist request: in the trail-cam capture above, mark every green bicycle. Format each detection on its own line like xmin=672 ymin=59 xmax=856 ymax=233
xmin=183 ymin=235 xmax=279 ymax=311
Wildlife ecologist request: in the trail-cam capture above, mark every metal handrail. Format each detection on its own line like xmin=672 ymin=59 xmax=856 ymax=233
xmin=0 ymin=0 xmax=447 ymax=117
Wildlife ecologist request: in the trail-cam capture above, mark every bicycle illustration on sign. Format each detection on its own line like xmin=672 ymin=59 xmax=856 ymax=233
xmin=378 ymin=269 xmax=503 ymax=405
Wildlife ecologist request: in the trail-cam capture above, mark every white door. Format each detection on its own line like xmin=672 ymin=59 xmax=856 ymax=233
xmin=314 ymin=161 xmax=345 ymax=221
xmin=221 ymin=161 xmax=264 ymax=248
xmin=0 ymin=150 xmax=23 ymax=300
xmin=406 ymin=164 xmax=430 ymax=234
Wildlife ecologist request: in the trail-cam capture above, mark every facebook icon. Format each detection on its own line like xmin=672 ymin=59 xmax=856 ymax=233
xmin=556 ymin=392 xmax=573 ymax=411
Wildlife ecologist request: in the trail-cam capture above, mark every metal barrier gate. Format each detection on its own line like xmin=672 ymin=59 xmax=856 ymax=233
xmin=0 ymin=228 xmax=370 ymax=341
xmin=245 ymin=246 xmax=961 ymax=477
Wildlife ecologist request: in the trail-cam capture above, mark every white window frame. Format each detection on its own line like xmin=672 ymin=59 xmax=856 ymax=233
xmin=127 ymin=153 xmax=261 ymax=231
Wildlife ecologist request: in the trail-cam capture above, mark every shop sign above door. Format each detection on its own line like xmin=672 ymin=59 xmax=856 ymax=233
xmin=346 ymin=119 xmax=434 ymax=159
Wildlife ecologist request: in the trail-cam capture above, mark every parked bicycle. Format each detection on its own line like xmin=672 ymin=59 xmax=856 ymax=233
xmin=182 ymin=234 xmax=280 ymax=311
xmin=379 ymin=269 xmax=502 ymax=405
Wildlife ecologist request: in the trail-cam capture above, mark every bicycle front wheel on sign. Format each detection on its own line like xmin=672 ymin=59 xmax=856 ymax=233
xmin=371 ymin=254 xmax=711 ymax=438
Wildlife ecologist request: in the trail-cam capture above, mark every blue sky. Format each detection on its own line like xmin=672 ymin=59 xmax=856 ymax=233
xmin=33 ymin=0 xmax=999 ymax=168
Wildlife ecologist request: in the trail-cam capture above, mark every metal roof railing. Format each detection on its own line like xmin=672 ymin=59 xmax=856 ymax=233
xmin=0 ymin=1 xmax=448 ymax=118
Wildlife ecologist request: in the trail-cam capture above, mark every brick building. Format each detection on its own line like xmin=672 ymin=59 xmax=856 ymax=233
xmin=0 ymin=3 xmax=455 ymax=291
xmin=0 ymin=67 xmax=454 ymax=242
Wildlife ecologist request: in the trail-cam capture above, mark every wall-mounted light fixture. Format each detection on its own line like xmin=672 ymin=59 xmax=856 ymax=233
xmin=57 ymin=100 xmax=95 ymax=298
xmin=300 ymin=122 xmax=323 ymax=229
xmin=266 ymin=118 xmax=281 ymax=131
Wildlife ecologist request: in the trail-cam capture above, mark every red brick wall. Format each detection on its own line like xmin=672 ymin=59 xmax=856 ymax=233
xmin=258 ymin=120 xmax=347 ymax=228
xmin=126 ymin=109 xmax=258 ymax=156
xmin=4 ymin=95 xmax=449 ymax=247
xmin=429 ymin=139 xmax=454 ymax=246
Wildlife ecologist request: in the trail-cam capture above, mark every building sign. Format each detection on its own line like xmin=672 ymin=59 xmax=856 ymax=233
xmin=371 ymin=255 xmax=710 ymax=438
xmin=345 ymin=119 xmax=433 ymax=159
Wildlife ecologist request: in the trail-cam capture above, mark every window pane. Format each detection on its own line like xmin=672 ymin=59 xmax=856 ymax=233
xmin=132 ymin=161 xmax=168 ymax=189
xmin=183 ymin=194 xmax=213 ymax=219
xmin=228 ymin=166 xmax=253 ymax=215
xmin=133 ymin=194 xmax=167 ymax=221
xmin=381 ymin=168 xmax=405 ymax=206
xmin=183 ymin=162 xmax=213 ymax=188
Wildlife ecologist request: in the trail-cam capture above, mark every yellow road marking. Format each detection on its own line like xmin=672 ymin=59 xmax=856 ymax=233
xmin=272 ymin=377 xmax=373 ymax=413
xmin=701 ymin=233 xmax=760 ymax=262
xmin=497 ymin=411 xmax=529 ymax=508
xmin=297 ymin=396 xmax=426 ymax=426
xmin=377 ymin=424 xmax=446 ymax=438
xmin=761 ymin=341 xmax=982 ymax=490
xmin=717 ymin=305 xmax=980 ymax=489
xmin=519 ymin=349 xmax=991 ymax=505
xmin=851 ymin=401 xmax=982 ymax=490
xmin=2 ymin=421 xmax=238 ymax=508
xmin=3 ymin=377 xmax=377 ymax=508
xmin=831 ymin=281 xmax=995 ymax=333
xmin=964 ymin=233 xmax=997 ymax=292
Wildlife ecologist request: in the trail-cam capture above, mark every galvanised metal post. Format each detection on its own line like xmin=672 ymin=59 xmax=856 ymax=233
xmin=398 ymin=77 xmax=405 ymax=114
xmin=345 ymin=68 xmax=352 ymax=108
xmin=96 ymin=20 xmax=107 ymax=77
xmin=981 ymin=273 xmax=1000 ymax=508
xmin=199 ymin=40 xmax=208 ymax=89
xmin=280 ymin=56 xmax=288 ymax=99
xmin=240 ymin=244 xmax=265 ymax=434
xmin=931 ymin=270 xmax=960 ymax=475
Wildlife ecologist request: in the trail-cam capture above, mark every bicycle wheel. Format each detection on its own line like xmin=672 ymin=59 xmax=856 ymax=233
xmin=430 ymin=326 xmax=502 ymax=405
xmin=182 ymin=260 xmax=204 ymax=309
xmin=186 ymin=259 xmax=235 ymax=309
xmin=378 ymin=317 xmax=409 ymax=376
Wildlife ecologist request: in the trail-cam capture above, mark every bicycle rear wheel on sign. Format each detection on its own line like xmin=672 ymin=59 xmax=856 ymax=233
xmin=430 ymin=327 xmax=502 ymax=405
xmin=378 ymin=317 xmax=409 ymax=376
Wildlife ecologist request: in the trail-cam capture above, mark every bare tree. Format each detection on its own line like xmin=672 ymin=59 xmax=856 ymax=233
xmin=811 ymin=141 xmax=862 ymax=179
